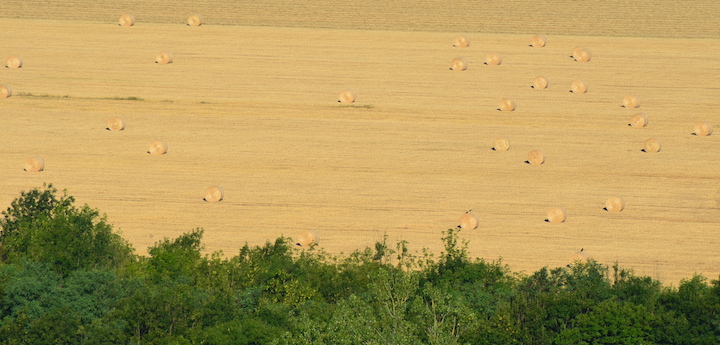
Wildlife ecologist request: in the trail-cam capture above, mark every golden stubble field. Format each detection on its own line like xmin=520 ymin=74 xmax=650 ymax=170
xmin=1 ymin=6 xmax=719 ymax=286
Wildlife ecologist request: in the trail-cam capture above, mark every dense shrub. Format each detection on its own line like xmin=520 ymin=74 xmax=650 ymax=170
xmin=0 ymin=186 xmax=718 ymax=344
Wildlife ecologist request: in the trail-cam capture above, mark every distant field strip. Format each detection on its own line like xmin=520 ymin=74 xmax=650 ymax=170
xmin=2 ymin=0 xmax=719 ymax=38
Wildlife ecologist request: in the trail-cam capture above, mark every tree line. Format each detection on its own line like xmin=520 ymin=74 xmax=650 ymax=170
xmin=0 ymin=184 xmax=718 ymax=344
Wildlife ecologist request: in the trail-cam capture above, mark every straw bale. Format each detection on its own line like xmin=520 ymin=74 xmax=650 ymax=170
xmin=498 ymin=98 xmax=517 ymax=111
xmin=203 ymin=185 xmax=224 ymax=203
xmin=0 ymin=84 xmax=11 ymax=99
xmin=642 ymin=138 xmax=661 ymax=153
xmin=569 ymin=80 xmax=587 ymax=93
xmin=529 ymin=35 xmax=547 ymax=48
xmin=531 ymin=75 xmax=548 ymax=89
xmin=453 ymin=35 xmax=470 ymax=47
xmin=693 ymin=121 xmax=713 ymax=137
xmin=119 ymin=14 xmax=135 ymax=26
xmin=570 ymin=248 xmax=588 ymax=264
xmin=484 ymin=52 xmax=502 ymax=65
xmin=605 ymin=196 xmax=625 ymax=212
xmin=449 ymin=57 xmax=467 ymax=71
xmin=546 ymin=207 xmax=566 ymax=223
xmin=24 ymin=156 xmax=44 ymax=172
xmin=527 ymin=150 xmax=545 ymax=165
xmin=155 ymin=52 xmax=173 ymax=64
xmin=5 ymin=55 xmax=22 ymax=69
xmin=570 ymin=80 xmax=588 ymax=94
xmin=492 ymin=137 xmax=510 ymax=151
xmin=459 ymin=210 xmax=479 ymax=230
xmin=622 ymin=94 xmax=640 ymax=108
xmin=187 ymin=14 xmax=203 ymax=26
xmin=106 ymin=116 xmax=125 ymax=131
xmin=571 ymin=46 xmax=582 ymax=58
xmin=148 ymin=140 xmax=168 ymax=155
xmin=296 ymin=229 xmax=320 ymax=247
xmin=572 ymin=46 xmax=591 ymax=62
xmin=338 ymin=89 xmax=356 ymax=103
xmin=629 ymin=113 xmax=648 ymax=128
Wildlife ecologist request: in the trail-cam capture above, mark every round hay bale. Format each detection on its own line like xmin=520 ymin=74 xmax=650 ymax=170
xmin=527 ymin=150 xmax=545 ymax=165
xmin=693 ymin=121 xmax=713 ymax=136
xmin=642 ymin=138 xmax=661 ymax=153
xmin=296 ymin=229 xmax=320 ymax=248
xmin=493 ymin=137 xmax=510 ymax=151
xmin=605 ymin=196 xmax=625 ymax=212
xmin=571 ymin=46 xmax=582 ymax=58
xmin=148 ymin=140 xmax=168 ymax=155
xmin=106 ymin=116 xmax=125 ymax=131
xmin=458 ymin=210 xmax=479 ymax=230
xmin=5 ymin=55 xmax=22 ymax=68
xmin=498 ymin=98 xmax=517 ymax=111
xmin=449 ymin=57 xmax=467 ymax=71
xmin=622 ymin=94 xmax=640 ymax=108
xmin=546 ymin=207 xmax=566 ymax=223
xmin=187 ymin=14 xmax=203 ymax=26
xmin=119 ymin=14 xmax=135 ymax=26
xmin=24 ymin=156 xmax=44 ymax=172
xmin=155 ymin=52 xmax=173 ymax=64
xmin=570 ymin=248 xmax=588 ymax=264
xmin=453 ymin=35 xmax=470 ymax=47
xmin=203 ymin=185 xmax=224 ymax=202
xmin=0 ymin=84 xmax=11 ymax=99
xmin=572 ymin=46 xmax=591 ymax=62
xmin=484 ymin=52 xmax=502 ymax=65
xmin=529 ymin=35 xmax=547 ymax=48
xmin=338 ymin=89 xmax=356 ymax=103
xmin=570 ymin=80 xmax=588 ymax=94
xmin=532 ymin=75 xmax=548 ymax=89
xmin=629 ymin=113 xmax=648 ymax=128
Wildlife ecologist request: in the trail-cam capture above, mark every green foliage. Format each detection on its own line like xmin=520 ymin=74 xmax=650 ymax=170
xmin=0 ymin=260 xmax=123 ymax=344
xmin=187 ymin=318 xmax=283 ymax=345
xmin=657 ymin=275 xmax=720 ymax=344
xmin=556 ymin=299 xmax=655 ymax=345
xmin=412 ymin=283 xmax=478 ymax=345
xmin=0 ymin=184 xmax=133 ymax=275
xmin=146 ymin=228 xmax=205 ymax=282
xmin=1 ymin=186 xmax=719 ymax=344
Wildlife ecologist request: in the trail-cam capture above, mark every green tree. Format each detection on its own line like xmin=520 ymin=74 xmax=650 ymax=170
xmin=510 ymin=261 xmax=613 ymax=343
xmin=555 ymin=299 xmax=655 ymax=345
xmin=0 ymin=184 xmax=134 ymax=275
xmin=658 ymin=275 xmax=720 ymax=344
xmin=0 ymin=261 xmax=124 ymax=345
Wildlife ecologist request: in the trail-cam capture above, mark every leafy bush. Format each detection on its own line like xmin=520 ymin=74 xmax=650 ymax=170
xmin=0 ymin=184 xmax=134 ymax=275
xmin=0 ymin=185 xmax=719 ymax=344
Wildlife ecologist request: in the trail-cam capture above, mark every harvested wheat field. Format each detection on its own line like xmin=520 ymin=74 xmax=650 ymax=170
xmin=1 ymin=0 xmax=719 ymax=286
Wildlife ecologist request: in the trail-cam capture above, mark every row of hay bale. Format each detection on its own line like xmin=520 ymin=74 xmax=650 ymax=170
xmin=449 ymin=35 xmax=713 ymax=154
xmin=452 ymin=34 xmax=557 ymax=51
xmin=4 ymin=52 xmax=172 ymax=69
xmin=20 ymin=121 xmax=321 ymax=247
xmin=102 ymin=116 xmax=321 ymax=247
xmin=119 ymin=14 xmax=203 ymax=27
xmin=7 ymin=14 xmax=199 ymax=73
xmin=450 ymin=35 xmax=590 ymax=71
xmin=19 ymin=111 xmax=318 ymax=248
xmin=2 ymin=56 xmax=21 ymax=98
xmin=119 ymin=13 xmax=202 ymax=65
xmin=457 ymin=196 xmax=626 ymax=229
xmin=457 ymin=209 xmax=595 ymax=264
xmin=449 ymin=34 xmax=713 ymax=267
